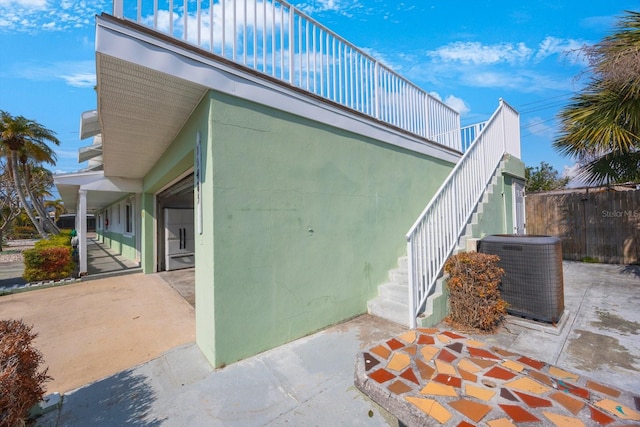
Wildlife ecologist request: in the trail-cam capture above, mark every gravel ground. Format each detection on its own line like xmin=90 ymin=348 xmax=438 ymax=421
xmin=0 ymin=239 xmax=37 ymax=263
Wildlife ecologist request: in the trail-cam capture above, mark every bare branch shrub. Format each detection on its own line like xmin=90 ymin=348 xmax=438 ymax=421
xmin=0 ymin=320 xmax=51 ymax=427
xmin=444 ymin=252 xmax=507 ymax=332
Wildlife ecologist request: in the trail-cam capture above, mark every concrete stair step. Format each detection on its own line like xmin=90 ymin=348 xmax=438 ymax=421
xmin=367 ymin=296 xmax=410 ymax=327
xmin=378 ymin=282 xmax=408 ymax=305
xmin=388 ymin=268 xmax=407 ymax=285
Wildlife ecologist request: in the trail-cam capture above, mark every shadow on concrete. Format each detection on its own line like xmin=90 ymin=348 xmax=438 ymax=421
xmin=40 ymin=370 xmax=165 ymax=427
xmin=620 ymin=264 xmax=640 ymax=279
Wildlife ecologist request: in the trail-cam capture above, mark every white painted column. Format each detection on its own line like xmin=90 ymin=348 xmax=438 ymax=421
xmin=78 ymin=189 xmax=88 ymax=276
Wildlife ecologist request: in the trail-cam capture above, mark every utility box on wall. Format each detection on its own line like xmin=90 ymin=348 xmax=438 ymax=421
xmin=479 ymin=235 xmax=564 ymax=324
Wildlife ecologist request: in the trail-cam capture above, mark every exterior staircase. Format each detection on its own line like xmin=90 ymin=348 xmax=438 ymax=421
xmin=367 ymin=157 xmax=509 ymax=328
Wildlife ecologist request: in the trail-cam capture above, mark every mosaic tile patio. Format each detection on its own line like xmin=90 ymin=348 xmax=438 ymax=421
xmin=355 ymin=328 xmax=640 ymax=426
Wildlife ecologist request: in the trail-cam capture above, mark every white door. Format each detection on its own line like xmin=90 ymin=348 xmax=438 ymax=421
xmin=513 ymin=180 xmax=526 ymax=235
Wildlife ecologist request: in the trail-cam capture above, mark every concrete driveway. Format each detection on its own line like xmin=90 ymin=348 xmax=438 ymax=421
xmin=0 ymin=273 xmax=195 ymax=394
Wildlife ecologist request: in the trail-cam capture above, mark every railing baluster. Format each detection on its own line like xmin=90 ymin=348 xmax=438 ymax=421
xmin=117 ymin=0 xmax=473 ymax=152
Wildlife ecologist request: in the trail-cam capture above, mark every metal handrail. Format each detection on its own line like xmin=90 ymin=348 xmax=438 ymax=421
xmin=406 ymin=100 xmax=520 ymax=328
xmin=110 ymin=0 xmax=461 ymax=150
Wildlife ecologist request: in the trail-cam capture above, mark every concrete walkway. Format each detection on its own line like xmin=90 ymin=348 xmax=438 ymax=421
xmin=19 ymin=261 xmax=640 ymax=425
xmin=0 ymin=273 xmax=195 ymax=394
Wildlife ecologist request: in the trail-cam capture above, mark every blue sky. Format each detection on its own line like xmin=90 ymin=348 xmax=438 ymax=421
xmin=1 ymin=0 xmax=637 ymax=183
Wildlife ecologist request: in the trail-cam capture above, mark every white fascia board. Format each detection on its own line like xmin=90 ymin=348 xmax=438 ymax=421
xmin=96 ymin=17 xmax=461 ymax=165
xmin=81 ymin=176 xmax=142 ymax=193
xmin=54 ymin=171 xmax=142 ymax=193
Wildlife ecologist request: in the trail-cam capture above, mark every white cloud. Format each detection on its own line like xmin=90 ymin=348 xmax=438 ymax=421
xmin=444 ymin=95 xmax=470 ymax=115
xmin=61 ymin=72 xmax=96 ymax=88
xmin=0 ymin=0 xmax=106 ymax=33
xmin=523 ymin=117 xmax=555 ymax=139
xmin=535 ymin=36 xmax=588 ymax=64
xmin=428 ymin=41 xmax=532 ymax=65
xmin=295 ymin=0 xmax=354 ymax=15
xmin=563 ymin=163 xmax=589 ymax=188
xmin=6 ymin=60 xmax=96 ymax=88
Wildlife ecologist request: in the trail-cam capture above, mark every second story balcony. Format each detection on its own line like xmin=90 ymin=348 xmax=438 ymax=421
xmin=109 ymin=0 xmax=467 ymax=152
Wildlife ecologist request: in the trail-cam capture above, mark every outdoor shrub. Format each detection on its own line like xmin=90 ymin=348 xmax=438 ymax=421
xmin=444 ymin=251 xmax=507 ymax=332
xmin=0 ymin=320 xmax=51 ymax=427
xmin=34 ymin=231 xmax=72 ymax=250
xmin=7 ymin=226 xmax=36 ymax=240
xmin=23 ymin=246 xmax=74 ymax=282
xmin=23 ymin=231 xmax=75 ymax=282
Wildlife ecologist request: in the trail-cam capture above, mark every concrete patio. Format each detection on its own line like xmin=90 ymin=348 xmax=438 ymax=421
xmin=10 ymin=260 xmax=639 ymax=425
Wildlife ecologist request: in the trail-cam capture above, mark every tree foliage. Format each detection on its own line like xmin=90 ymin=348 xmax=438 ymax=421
xmin=554 ymin=11 xmax=640 ymax=185
xmin=525 ymin=161 xmax=570 ymax=192
xmin=0 ymin=111 xmax=61 ymax=239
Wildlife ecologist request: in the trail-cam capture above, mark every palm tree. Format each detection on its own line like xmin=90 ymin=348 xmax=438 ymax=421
xmin=554 ymin=11 xmax=640 ymax=185
xmin=44 ymin=199 xmax=66 ymax=225
xmin=0 ymin=111 xmax=60 ymax=239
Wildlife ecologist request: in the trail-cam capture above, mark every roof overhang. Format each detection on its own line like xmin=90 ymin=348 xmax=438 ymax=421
xmin=80 ymin=109 xmax=101 ymax=140
xmin=54 ymin=171 xmax=143 ymax=213
xmin=93 ymin=14 xmax=461 ymax=182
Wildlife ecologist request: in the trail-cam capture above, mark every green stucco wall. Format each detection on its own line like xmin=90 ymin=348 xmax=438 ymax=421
xmin=473 ymin=155 xmax=526 ymax=237
xmin=204 ymin=91 xmax=455 ymax=366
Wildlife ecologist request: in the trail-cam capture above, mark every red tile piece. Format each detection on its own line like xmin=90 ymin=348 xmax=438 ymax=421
xmin=513 ymin=391 xmax=553 ymax=408
xmin=485 ymin=366 xmax=517 ymax=380
xmin=417 ymin=334 xmax=435 ymax=345
xmin=469 ymin=357 xmax=496 ymax=369
xmin=550 ymin=391 xmax=585 ymax=415
xmin=370 ymin=344 xmax=391 ymax=360
xmin=555 ymin=379 xmax=590 ymax=400
xmin=517 ymin=356 xmax=545 ymax=370
xmin=447 ymin=342 xmax=464 ymax=354
xmin=405 ymin=345 xmax=417 ymax=356
xmin=433 ymin=373 xmax=462 ymax=388
xmin=437 ymin=349 xmax=458 ymax=363
xmin=457 ymin=422 xmax=475 ymax=427
xmin=500 ymin=388 xmax=519 ymax=401
xmin=589 ymin=405 xmax=616 ymax=425
xmin=449 ymin=399 xmax=492 ymax=423
xmin=458 ymin=369 xmax=477 ymax=383
xmin=415 ymin=359 xmax=435 ymax=381
xmin=442 ymin=330 xmax=466 ymax=339
xmin=386 ymin=338 xmax=405 ymax=351
xmin=492 ymin=347 xmax=518 ymax=358
xmin=528 ymin=370 xmax=553 ymax=386
xmin=498 ymin=404 xmax=541 ymax=423
xmin=586 ymin=380 xmax=621 ymax=398
xmin=400 ymin=368 xmax=420 ymax=385
xmin=468 ymin=347 xmax=501 ymax=360
xmin=363 ymin=352 xmax=380 ymax=371
xmin=369 ymin=368 xmax=396 ymax=384
xmin=418 ymin=327 xmax=439 ymax=334
xmin=387 ymin=380 xmax=412 ymax=395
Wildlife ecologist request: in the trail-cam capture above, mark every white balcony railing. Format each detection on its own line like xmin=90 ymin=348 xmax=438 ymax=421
xmin=111 ymin=0 xmax=462 ymax=151
xmin=406 ymin=100 xmax=520 ymax=328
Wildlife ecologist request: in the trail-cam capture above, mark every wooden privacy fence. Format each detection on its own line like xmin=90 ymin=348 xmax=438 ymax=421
xmin=526 ymin=186 xmax=640 ymax=264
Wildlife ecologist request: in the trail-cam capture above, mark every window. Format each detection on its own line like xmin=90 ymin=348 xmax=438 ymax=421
xmin=125 ymin=198 xmax=134 ymax=235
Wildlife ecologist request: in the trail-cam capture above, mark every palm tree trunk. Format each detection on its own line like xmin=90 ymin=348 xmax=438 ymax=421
xmin=22 ymin=163 xmax=60 ymax=234
xmin=10 ymin=152 xmax=47 ymax=239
